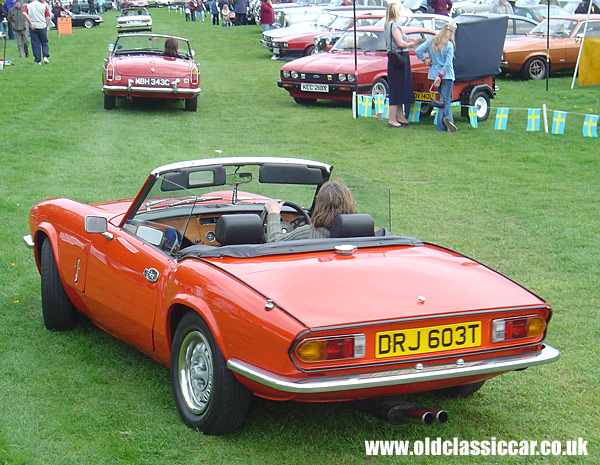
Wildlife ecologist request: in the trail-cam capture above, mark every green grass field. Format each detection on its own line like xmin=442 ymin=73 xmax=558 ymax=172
xmin=0 ymin=9 xmax=599 ymax=464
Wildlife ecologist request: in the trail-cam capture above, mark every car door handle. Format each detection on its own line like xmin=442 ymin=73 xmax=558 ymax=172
xmin=143 ymin=268 xmax=159 ymax=283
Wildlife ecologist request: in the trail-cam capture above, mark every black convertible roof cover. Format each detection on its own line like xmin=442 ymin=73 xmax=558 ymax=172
xmin=454 ymin=16 xmax=508 ymax=80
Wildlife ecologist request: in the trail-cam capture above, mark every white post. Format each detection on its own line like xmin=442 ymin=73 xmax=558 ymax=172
xmin=352 ymin=91 xmax=357 ymax=119
xmin=543 ymin=104 xmax=548 ymax=134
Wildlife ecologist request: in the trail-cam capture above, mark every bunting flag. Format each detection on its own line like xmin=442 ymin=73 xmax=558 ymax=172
xmin=408 ymin=101 xmax=422 ymax=123
xmin=527 ymin=108 xmax=541 ymax=132
xmin=582 ymin=114 xmax=599 ymax=138
xmin=468 ymin=106 xmax=478 ymax=128
xmin=373 ymin=94 xmax=386 ymax=116
xmin=451 ymin=101 xmax=460 ymax=108
xmin=382 ymin=98 xmax=389 ymax=120
xmin=494 ymin=107 xmax=509 ymax=130
xmin=357 ymin=95 xmax=373 ymax=117
xmin=552 ymin=111 xmax=567 ymax=135
xmin=432 ymin=109 xmax=438 ymax=125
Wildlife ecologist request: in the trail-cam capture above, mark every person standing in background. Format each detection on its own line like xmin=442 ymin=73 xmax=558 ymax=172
xmin=259 ymin=0 xmax=273 ymax=32
xmin=490 ymin=0 xmax=513 ymax=14
xmin=415 ymin=23 xmax=457 ymax=132
xmin=7 ymin=0 xmax=29 ymax=57
xmin=209 ymin=0 xmax=219 ymax=24
xmin=384 ymin=2 xmax=416 ymax=128
xmin=430 ymin=0 xmax=452 ymax=16
xmin=233 ymin=0 xmax=247 ymax=25
xmin=22 ymin=0 xmax=51 ymax=64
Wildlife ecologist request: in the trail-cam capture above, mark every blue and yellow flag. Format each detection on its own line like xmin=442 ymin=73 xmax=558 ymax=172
xmin=527 ymin=108 xmax=541 ymax=132
xmin=451 ymin=101 xmax=460 ymax=108
xmin=373 ymin=94 xmax=386 ymax=116
xmin=552 ymin=111 xmax=567 ymax=134
xmin=494 ymin=107 xmax=509 ymax=130
xmin=468 ymin=106 xmax=478 ymax=128
xmin=583 ymin=114 xmax=599 ymax=138
xmin=382 ymin=98 xmax=389 ymax=120
xmin=432 ymin=108 xmax=438 ymax=125
xmin=357 ymin=95 xmax=373 ymax=117
xmin=408 ymin=101 xmax=422 ymax=123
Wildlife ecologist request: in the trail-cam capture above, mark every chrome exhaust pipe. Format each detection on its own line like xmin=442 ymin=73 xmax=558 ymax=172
xmin=353 ymin=399 xmax=447 ymax=426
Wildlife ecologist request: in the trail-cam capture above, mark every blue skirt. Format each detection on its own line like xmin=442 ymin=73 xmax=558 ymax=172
xmin=387 ymin=51 xmax=414 ymax=107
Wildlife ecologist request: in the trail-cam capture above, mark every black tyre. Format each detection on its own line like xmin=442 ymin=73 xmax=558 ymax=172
xmin=83 ymin=19 xmax=94 ymax=28
xmin=170 ymin=312 xmax=250 ymax=435
xmin=293 ymin=97 xmax=317 ymax=105
xmin=104 ymin=92 xmax=116 ymax=110
xmin=521 ymin=56 xmax=547 ymax=80
xmin=370 ymin=78 xmax=388 ymax=100
xmin=420 ymin=102 xmax=433 ymax=117
xmin=40 ymin=238 xmax=76 ymax=331
xmin=436 ymin=380 xmax=485 ymax=398
xmin=304 ymin=45 xmax=315 ymax=56
xmin=469 ymin=89 xmax=491 ymax=121
xmin=184 ymin=95 xmax=198 ymax=112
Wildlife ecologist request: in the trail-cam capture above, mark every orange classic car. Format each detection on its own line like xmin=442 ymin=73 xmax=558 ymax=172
xmin=501 ymin=14 xmax=600 ymax=79
xmin=24 ymin=157 xmax=559 ymax=434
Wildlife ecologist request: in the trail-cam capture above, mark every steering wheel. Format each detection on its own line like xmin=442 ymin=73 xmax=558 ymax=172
xmin=260 ymin=200 xmax=312 ymax=242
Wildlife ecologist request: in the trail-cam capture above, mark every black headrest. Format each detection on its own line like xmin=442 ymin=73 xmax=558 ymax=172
xmin=215 ymin=214 xmax=264 ymax=245
xmin=329 ymin=214 xmax=375 ymax=238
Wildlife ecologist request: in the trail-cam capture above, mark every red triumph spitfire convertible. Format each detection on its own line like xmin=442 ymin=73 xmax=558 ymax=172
xmin=24 ymin=157 xmax=559 ymax=434
xmin=102 ymin=34 xmax=201 ymax=111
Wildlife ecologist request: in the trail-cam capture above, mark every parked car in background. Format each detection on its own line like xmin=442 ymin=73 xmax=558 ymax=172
xmin=268 ymin=9 xmax=384 ymax=58
xmin=52 ymin=9 xmax=104 ymax=28
xmin=278 ymin=26 xmax=435 ymax=104
xmin=513 ymin=4 xmax=571 ymax=21
xmin=455 ymin=13 xmax=537 ymax=36
xmin=451 ymin=0 xmax=495 ymax=16
xmin=116 ymin=6 xmax=152 ymax=31
xmin=24 ymin=156 xmax=559 ymax=434
xmin=102 ymin=34 xmax=201 ymax=111
xmin=315 ymin=13 xmax=449 ymax=54
xmin=70 ymin=0 xmax=113 ymax=13
xmin=501 ymin=14 xmax=600 ymax=79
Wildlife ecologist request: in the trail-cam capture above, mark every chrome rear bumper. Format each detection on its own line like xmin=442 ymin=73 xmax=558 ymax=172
xmin=227 ymin=344 xmax=559 ymax=394
xmin=103 ymin=84 xmax=201 ymax=95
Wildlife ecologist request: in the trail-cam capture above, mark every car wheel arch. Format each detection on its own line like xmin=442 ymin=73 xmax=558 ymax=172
xmin=32 ymin=227 xmax=58 ymax=273
xmin=168 ymin=302 xmax=226 ymax=359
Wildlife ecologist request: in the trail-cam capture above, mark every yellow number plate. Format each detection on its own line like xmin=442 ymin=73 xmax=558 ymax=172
xmin=376 ymin=321 xmax=482 ymax=358
xmin=414 ymin=91 xmax=436 ymax=101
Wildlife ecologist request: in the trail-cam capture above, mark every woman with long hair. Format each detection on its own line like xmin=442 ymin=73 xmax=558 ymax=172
xmin=265 ymin=181 xmax=357 ymax=242
xmin=415 ymin=23 xmax=457 ymax=132
xmin=384 ymin=2 xmax=416 ymax=128
xmin=163 ymin=37 xmax=179 ymax=57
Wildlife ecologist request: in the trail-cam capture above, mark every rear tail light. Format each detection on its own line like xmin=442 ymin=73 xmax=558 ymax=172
xmin=491 ymin=315 xmax=546 ymax=342
xmin=190 ymin=66 xmax=199 ymax=85
xmin=295 ymin=334 xmax=365 ymax=362
xmin=106 ymin=63 xmax=114 ymax=81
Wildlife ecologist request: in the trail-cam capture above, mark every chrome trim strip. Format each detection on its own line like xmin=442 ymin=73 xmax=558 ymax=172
xmin=227 ymin=344 xmax=559 ymax=394
xmin=23 ymin=234 xmax=35 ymax=249
xmin=150 ymin=157 xmax=333 ymax=177
xmin=293 ymin=305 xmax=551 ymax=335
xmin=103 ymin=85 xmax=201 ymax=95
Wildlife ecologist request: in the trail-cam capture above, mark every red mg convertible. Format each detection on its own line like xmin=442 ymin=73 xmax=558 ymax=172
xmin=24 ymin=157 xmax=559 ymax=434
xmin=102 ymin=34 xmax=201 ymax=111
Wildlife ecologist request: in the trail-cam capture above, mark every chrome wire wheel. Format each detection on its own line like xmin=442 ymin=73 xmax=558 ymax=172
xmin=178 ymin=330 xmax=214 ymax=415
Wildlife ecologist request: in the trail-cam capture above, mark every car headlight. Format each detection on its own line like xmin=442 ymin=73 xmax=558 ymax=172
xmin=282 ymin=70 xmax=290 ymax=78
xmin=339 ymin=74 xmax=347 ymax=82
xmin=347 ymin=74 xmax=356 ymax=83
xmin=291 ymin=71 xmax=299 ymax=79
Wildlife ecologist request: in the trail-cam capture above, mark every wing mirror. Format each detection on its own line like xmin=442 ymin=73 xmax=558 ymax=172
xmin=85 ymin=216 xmax=113 ymax=240
xmin=108 ymin=43 xmax=115 ymax=52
